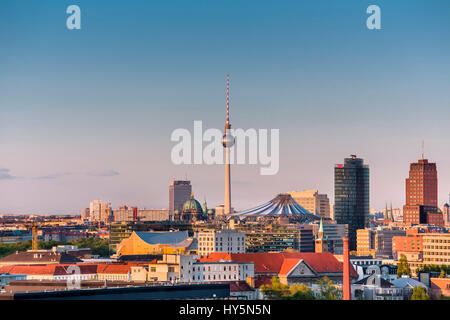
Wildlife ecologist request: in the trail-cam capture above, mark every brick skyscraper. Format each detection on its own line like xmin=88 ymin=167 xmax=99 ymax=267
xmin=403 ymin=158 xmax=442 ymax=225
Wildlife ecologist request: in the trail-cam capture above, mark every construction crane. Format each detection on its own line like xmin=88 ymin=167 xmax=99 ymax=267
xmin=32 ymin=221 xmax=39 ymax=250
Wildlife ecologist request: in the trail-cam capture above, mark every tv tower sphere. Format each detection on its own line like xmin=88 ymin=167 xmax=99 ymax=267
xmin=222 ymin=133 xmax=235 ymax=148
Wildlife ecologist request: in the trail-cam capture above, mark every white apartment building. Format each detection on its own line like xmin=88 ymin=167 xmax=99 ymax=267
xmin=197 ymin=229 xmax=246 ymax=256
xmin=89 ymin=200 xmax=112 ymax=224
xmin=128 ymin=254 xmax=255 ymax=285
xmin=188 ymin=261 xmax=254 ymax=283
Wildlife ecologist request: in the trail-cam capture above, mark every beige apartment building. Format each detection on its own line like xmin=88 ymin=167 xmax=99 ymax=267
xmin=422 ymin=233 xmax=450 ymax=265
xmin=356 ymin=227 xmax=406 ymax=258
xmin=288 ymin=190 xmax=330 ymax=218
xmin=131 ymin=254 xmax=197 ymax=283
xmin=138 ymin=209 xmax=170 ymax=221
xmin=356 ymin=229 xmax=375 ymax=256
xmin=132 ymin=262 xmax=179 ymax=283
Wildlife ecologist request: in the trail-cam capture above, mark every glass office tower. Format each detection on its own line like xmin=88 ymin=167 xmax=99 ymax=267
xmin=334 ymin=155 xmax=370 ymax=251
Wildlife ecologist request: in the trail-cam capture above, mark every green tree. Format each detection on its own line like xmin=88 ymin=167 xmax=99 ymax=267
xmin=397 ymin=254 xmax=411 ymax=278
xmin=39 ymin=240 xmax=68 ymax=250
xmin=416 ymin=264 xmax=450 ymax=276
xmin=317 ymin=276 xmax=342 ymax=300
xmin=260 ymin=276 xmax=289 ymax=300
xmin=411 ymin=286 xmax=430 ymax=300
xmin=261 ymin=277 xmax=316 ymax=300
xmin=0 ymin=241 xmax=32 ymax=258
xmin=0 ymin=238 xmax=110 ymax=259
xmin=71 ymin=238 xmax=109 ymax=257
xmin=287 ymin=283 xmax=315 ymax=300
xmin=439 ymin=269 xmax=446 ymax=278
xmin=440 ymin=265 xmax=449 ymax=276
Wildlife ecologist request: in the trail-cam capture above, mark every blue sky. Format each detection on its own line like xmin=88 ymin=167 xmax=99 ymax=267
xmin=1 ymin=0 xmax=450 ymax=214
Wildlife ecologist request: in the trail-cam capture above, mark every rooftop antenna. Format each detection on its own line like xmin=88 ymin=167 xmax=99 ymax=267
xmin=421 ymin=140 xmax=424 ymax=159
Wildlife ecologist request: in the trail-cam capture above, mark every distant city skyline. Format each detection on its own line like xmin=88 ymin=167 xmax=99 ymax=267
xmin=1 ymin=0 xmax=450 ymax=214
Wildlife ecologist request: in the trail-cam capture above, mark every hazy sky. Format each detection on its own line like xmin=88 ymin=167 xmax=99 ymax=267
xmin=1 ymin=0 xmax=450 ymax=214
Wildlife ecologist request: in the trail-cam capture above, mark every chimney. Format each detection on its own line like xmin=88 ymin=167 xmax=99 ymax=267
xmin=246 ymin=276 xmax=255 ymax=288
xmin=343 ymin=236 xmax=351 ymax=300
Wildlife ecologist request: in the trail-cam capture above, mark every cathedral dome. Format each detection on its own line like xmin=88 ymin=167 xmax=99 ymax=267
xmin=182 ymin=193 xmax=203 ymax=214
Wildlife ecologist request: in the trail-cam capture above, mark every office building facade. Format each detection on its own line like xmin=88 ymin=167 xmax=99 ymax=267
xmin=334 ymin=155 xmax=370 ymax=250
xmin=403 ymin=158 xmax=443 ymax=225
xmin=89 ymin=200 xmax=112 ymax=224
xmin=197 ymin=229 xmax=246 ymax=256
xmin=169 ymin=180 xmax=192 ymax=216
xmin=322 ymin=223 xmax=348 ymax=254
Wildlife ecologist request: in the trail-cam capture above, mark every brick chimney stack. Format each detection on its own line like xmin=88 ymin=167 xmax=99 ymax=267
xmin=343 ymin=236 xmax=351 ymax=300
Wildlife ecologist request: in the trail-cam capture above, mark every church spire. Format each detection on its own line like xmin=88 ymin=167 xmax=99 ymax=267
xmin=385 ymin=202 xmax=388 ymax=220
xmin=315 ymin=218 xmax=327 ymax=253
xmin=390 ymin=202 xmax=394 ymax=221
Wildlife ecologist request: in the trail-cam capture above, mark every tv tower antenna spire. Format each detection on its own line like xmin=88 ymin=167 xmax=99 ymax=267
xmin=226 ymin=73 xmax=230 ymax=124
xmin=222 ymin=73 xmax=235 ymax=216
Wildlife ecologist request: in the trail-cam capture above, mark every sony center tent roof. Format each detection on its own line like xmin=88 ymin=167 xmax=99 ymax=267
xmin=229 ymin=193 xmax=320 ymax=222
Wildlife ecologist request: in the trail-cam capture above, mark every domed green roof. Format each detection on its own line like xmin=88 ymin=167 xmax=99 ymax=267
xmin=182 ymin=193 xmax=203 ymax=213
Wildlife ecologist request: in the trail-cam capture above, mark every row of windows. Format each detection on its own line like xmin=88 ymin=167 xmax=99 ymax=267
xmin=192 ymin=273 xmax=241 ymax=281
xmin=192 ymin=265 xmax=239 ymax=272
xmin=424 ymin=245 xmax=450 ymax=249
xmin=424 ymin=239 xmax=450 ymax=243
xmin=424 ymin=258 xmax=450 ymax=262
xmin=424 ymin=251 xmax=450 ymax=255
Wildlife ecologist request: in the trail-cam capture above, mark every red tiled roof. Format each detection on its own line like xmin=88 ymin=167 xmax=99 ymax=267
xmin=0 ymin=251 xmax=82 ymax=264
xmin=94 ymin=261 xmax=153 ymax=274
xmin=53 ymin=264 xmax=97 ymax=275
xmin=0 ymin=265 xmax=55 ymax=275
xmin=202 ymin=252 xmax=357 ymax=277
xmin=0 ymin=265 xmax=15 ymax=274
xmin=228 ymin=281 xmax=254 ymax=292
xmin=278 ymin=258 xmax=302 ymax=276
xmin=0 ymin=264 xmax=98 ymax=276
xmin=97 ymin=264 xmax=131 ymax=274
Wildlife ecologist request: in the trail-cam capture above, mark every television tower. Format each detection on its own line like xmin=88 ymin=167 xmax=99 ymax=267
xmin=222 ymin=74 xmax=235 ymax=215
